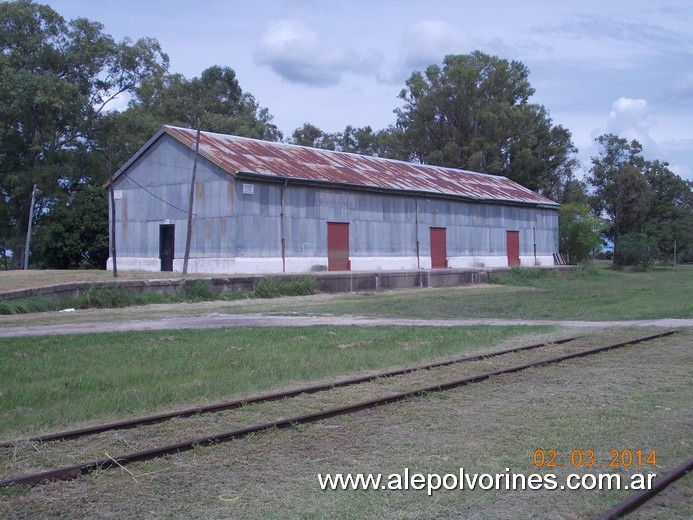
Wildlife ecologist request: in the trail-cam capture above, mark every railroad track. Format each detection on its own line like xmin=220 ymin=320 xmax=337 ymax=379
xmin=594 ymin=455 xmax=693 ymax=520
xmin=0 ymin=333 xmax=584 ymax=448
xmin=0 ymin=330 xmax=677 ymax=490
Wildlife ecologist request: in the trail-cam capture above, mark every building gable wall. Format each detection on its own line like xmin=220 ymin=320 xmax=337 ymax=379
xmin=111 ymin=135 xmax=237 ymax=261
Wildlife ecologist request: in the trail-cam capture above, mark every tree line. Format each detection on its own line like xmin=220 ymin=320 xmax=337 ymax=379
xmin=1 ymin=1 xmax=691 ymax=270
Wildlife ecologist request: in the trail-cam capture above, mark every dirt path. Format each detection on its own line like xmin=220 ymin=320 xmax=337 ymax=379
xmin=1 ymin=313 xmax=691 ymax=337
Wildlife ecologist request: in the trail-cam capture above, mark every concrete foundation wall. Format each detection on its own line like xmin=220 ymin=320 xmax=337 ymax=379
xmin=0 ymin=267 xmax=576 ymax=302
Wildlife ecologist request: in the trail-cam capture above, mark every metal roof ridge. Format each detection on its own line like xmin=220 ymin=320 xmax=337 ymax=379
xmin=161 ymin=125 xmax=558 ymax=207
xmin=164 ymin=125 xmax=509 ymax=180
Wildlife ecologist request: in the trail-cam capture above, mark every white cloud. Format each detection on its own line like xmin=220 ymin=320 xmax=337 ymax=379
xmin=401 ymin=20 xmax=471 ymax=69
xmin=605 ymin=97 xmax=656 ymax=147
xmin=253 ymin=19 xmax=379 ymax=87
xmin=380 ymin=20 xmax=471 ymax=84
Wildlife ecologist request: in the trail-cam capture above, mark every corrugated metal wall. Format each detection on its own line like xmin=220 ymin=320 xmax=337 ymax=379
xmin=111 ymin=134 xmax=558 ymax=266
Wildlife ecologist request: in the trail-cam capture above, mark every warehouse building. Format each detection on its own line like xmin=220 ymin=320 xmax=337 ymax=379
xmin=107 ymin=126 xmax=559 ymax=274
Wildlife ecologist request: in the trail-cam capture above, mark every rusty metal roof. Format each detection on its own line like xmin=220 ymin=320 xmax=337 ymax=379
xmin=160 ymin=125 xmax=558 ymax=207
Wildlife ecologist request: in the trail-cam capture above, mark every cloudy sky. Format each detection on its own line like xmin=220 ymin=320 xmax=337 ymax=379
xmin=47 ymin=0 xmax=693 ymax=180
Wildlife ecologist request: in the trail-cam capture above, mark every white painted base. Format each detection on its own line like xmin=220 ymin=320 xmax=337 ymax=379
xmin=520 ymin=255 xmax=554 ymax=267
xmin=107 ymin=257 xmax=161 ymax=272
xmin=349 ymin=256 xmax=419 ymax=271
xmin=448 ymin=255 xmax=554 ymax=268
xmin=107 ymin=254 xmax=557 ymax=275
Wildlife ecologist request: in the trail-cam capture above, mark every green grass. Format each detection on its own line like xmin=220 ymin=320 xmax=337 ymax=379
xmin=266 ymin=265 xmax=692 ymax=321
xmin=0 ymin=287 xmax=186 ymax=315
xmin=253 ymin=276 xmax=316 ymax=298
xmin=0 ymin=277 xmax=316 ymax=315
xmin=0 ymin=297 xmax=55 ymax=315
xmin=0 ymin=325 xmax=546 ymax=439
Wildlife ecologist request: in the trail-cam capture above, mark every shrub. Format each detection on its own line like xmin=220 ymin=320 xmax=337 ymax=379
xmin=78 ymin=285 xmax=135 ymax=308
xmin=614 ymin=233 xmax=658 ymax=270
xmin=574 ymin=261 xmax=600 ymax=278
xmin=183 ymin=280 xmax=217 ymax=301
xmin=489 ymin=267 xmax=557 ymax=286
xmin=253 ymin=276 xmax=316 ymax=298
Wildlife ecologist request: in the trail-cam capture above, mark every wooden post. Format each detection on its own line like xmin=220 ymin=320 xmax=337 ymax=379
xmin=109 ymin=147 xmax=117 ymax=278
xmin=183 ymin=124 xmax=201 ymax=275
xmin=23 ymin=184 xmax=37 ymax=270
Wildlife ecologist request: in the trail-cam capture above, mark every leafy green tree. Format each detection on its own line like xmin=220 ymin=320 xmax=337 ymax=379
xmin=558 ymin=203 xmax=603 ymax=263
xmin=394 ymin=51 xmax=577 ymax=199
xmin=98 ymin=64 xmax=283 ymax=174
xmin=588 ymin=134 xmax=654 ymax=250
xmin=290 ymin=123 xmax=338 ymax=149
xmin=559 ymin=179 xmax=590 ymax=205
xmin=36 ymin=185 xmax=108 ymax=268
xmin=288 ymin=123 xmax=402 ymax=159
xmin=588 ymin=134 xmax=693 ymax=265
xmin=589 ymin=134 xmax=644 ymax=224
xmin=642 ymin=160 xmax=693 ymax=263
xmin=0 ymin=0 xmax=167 ymax=268
xmin=128 ymin=65 xmax=282 ymax=141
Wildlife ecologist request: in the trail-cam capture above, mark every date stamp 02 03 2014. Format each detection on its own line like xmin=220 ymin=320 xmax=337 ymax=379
xmin=532 ymin=449 xmax=658 ymax=469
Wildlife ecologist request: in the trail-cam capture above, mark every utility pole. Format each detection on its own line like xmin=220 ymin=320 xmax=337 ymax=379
xmin=183 ymin=123 xmax=201 ymax=275
xmin=23 ymin=184 xmax=37 ymax=270
xmin=109 ymin=146 xmax=117 ymax=278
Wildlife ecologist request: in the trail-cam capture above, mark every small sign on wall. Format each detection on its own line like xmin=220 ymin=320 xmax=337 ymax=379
xmin=242 ymin=183 xmax=255 ymax=195
xmin=113 ymin=190 xmax=123 ymax=200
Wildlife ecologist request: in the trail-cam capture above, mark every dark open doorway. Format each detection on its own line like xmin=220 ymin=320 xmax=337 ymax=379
xmin=160 ymin=224 xmax=175 ymax=271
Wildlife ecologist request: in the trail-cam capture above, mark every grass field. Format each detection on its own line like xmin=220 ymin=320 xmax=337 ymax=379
xmin=1 ymin=329 xmax=690 ymax=519
xmin=256 ymin=265 xmax=693 ymax=320
xmin=0 ymin=265 xmax=691 ymax=519
xmin=0 ymin=325 xmax=547 ymax=439
xmin=1 ymin=264 xmax=691 ymax=327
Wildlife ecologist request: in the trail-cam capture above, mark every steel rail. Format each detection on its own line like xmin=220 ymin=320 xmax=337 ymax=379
xmin=594 ymin=456 xmax=693 ymax=519
xmin=0 ymin=330 xmax=676 ymax=488
xmin=0 ymin=335 xmax=585 ymax=448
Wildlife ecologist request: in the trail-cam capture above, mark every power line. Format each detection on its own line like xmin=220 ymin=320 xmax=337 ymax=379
xmin=123 ymin=177 xmax=195 ymax=216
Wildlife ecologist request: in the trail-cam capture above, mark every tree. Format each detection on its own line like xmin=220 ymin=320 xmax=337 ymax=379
xmin=560 ymin=179 xmax=590 ymax=205
xmin=642 ymin=160 xmax=693 ymax=263
xmin=615 ymin=232 xmax=657 ymax=270
xmin=588 ymin=134 xmax=693 ymax=265
xmin=290 ymin=123 xmax=337 ymax=149
xmin=558 ymin=203 xmax=603 ymax=263
xmin=36 ymin=185 xmax=108 ymax=269
xmin=288 ymin=123 xmax=402 ymax=159
xmin=394 ymin=51 xmax=577 ymax=199
xmin=0 ymin=0 xmax=168 ymax=268
xmin=128 ymin=65 xmax=282 ymax=141
xmin=588 ymin=134 xmax=655 ymax=257
xmin=97 ymin=64 xmax=283 ymax=174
